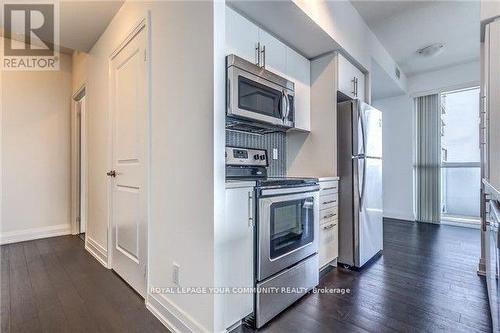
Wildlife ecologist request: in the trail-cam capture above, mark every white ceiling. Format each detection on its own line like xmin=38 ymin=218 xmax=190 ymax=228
xmin=60 ymin=1 xmax=124 ymax=52
xmin=351 ymin=0 xmax=480 ymax=77
xmin=0 ymin=1 xmax=124 ymax=53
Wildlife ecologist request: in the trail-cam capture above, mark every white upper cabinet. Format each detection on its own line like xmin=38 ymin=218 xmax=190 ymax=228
xmin=286 ymin=48 xmax=311 ymax=131
xmin=225 ymin=6 xmax=311 ymax=132
xmin=259 ymin=29 xmax=287 ymax=75
xmin=337 ymin=53 xmax=366 ymax=102
xmin=226 ymin=7 xmax=259 ymax=65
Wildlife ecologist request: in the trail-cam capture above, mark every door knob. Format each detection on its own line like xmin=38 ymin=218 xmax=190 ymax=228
xmin=107 ymin=170 xmax=117 ymax=177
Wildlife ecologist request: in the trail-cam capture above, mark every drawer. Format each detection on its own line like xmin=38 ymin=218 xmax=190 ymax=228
xmin=320 ymin=181 xmax=338 ymax=196
xmin=320 ymin=193 xmax=338 ymax=210
xmin=319 ymin=222 xmax=338 ymax=268
xmin=320 ymin=207 xmax=338 ymax=225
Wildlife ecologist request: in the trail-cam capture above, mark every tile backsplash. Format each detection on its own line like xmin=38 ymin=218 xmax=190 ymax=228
xmin=226 ymin=130 xmax=286 ymax=177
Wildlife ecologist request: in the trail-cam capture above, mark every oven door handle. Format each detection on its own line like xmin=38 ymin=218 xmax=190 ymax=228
xmin=259 ymin=185 xmax=320 ymax=197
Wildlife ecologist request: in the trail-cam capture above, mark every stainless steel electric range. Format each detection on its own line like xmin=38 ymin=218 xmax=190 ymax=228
xmin=226 ymin=146 xmax=320 ymax=328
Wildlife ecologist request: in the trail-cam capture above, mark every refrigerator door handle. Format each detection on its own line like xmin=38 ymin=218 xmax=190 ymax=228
xmin=359 ymin=156 xmax=367 ymax=212
xmin=359 ymin=105 xmax=367 ymax=157
xmin=358 ymin=106 xmax=367 ymax=212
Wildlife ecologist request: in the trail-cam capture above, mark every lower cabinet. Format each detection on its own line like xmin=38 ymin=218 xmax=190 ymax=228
xmin=222 ymin=184 xmax=254 ymax=329
xmin=319 ymin=221 xmax=338 ymax=268
xmin=318 ymin=179 xmax=339 ymax=269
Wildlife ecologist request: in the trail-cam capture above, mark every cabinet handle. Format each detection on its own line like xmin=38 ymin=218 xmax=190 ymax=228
xmin=322 ymin=200 xmax=337 ymax=205
xmin=261 ymin=45 xmax=266 ymax=68
xmin=322 ymin=186 xmax=337 ymax=191
xmin=323 ymin=223 xmax=336 ymax=230
xmin=248 ymin=191 xmax=254 ymax=227
xmin=323 ymin=213 xmax=337 ymax=219
xmin=255 ymin=42 xmax=261 ymax=66
xmin=352 ymin=77 xmax=356 ymax=95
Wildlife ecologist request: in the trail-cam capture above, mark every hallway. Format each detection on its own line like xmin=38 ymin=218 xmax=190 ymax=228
xmin=1 ymin=219 xmax=491 ymax=333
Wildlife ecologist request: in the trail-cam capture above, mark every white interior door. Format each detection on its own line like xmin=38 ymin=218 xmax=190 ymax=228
xmin=110 ymin=26 xmax=147 ymax=297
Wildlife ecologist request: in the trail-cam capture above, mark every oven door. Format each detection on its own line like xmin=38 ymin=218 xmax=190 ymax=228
xmin=257 ymin=187 xmax=319 ymax=281
xmin=227 ymin=65 xmax=293 ymax=128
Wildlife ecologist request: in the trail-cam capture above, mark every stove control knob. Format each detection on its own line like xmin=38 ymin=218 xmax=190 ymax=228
xmin=254 ymin=154 xmax=259 ymax=160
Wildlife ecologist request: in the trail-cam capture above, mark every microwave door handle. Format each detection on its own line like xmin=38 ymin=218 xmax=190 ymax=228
xmin=282 ymin=90 xmax=289 ymax=122
xmin=227 ymin=77 xmax=231 ymax=112
xmin=285 ymin=91 xmax=290 ymax=121
xmin=280 ymin=91 xmax=286 ymax=121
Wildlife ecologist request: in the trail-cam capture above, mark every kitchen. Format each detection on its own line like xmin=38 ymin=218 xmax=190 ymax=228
xmin=222 ymin=4 xmax=383 ymax=330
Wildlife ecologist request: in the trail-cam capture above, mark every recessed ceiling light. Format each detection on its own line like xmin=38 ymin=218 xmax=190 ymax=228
xmin=417 ymin=43 xmax=445 ymax=57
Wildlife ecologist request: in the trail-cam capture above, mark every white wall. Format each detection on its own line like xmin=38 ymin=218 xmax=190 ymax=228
xmin=82 ymin=1 xmax=225 ymax=331
xmin=1 ymin=48 xmax=73 ymax=243
xmin=72 ymin=51 xmax=88 ymax=94
xmin=293 ymin=0 xmax=407 ymax=96
xmin=409 ymin=60 xmax=480 ymax=96
xmin=373 ymin=60 xmax=480 ymax=222
xmin=373 ymin=95 xmax=414 ymax=221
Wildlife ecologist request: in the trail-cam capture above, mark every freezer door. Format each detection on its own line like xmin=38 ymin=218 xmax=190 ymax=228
xmin=361 ymin=103 xmax=382 ymax=158
xmin=358 ymin=157 xmax=383 ymax=267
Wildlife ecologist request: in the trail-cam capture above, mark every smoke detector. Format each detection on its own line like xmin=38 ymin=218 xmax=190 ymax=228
xmin=417 ymin=43 xmax=445 ymax=57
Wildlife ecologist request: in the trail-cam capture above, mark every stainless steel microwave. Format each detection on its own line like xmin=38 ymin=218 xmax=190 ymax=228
xmin=226 ymin=54 xmax=295 ymax=131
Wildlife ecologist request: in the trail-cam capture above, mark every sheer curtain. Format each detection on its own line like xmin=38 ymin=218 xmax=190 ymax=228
xmin=415 ymin=94 xmax=441 ymax=223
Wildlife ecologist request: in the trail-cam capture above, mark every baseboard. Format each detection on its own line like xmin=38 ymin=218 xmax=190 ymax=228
xmin=146 ymin=293 xmax=208 ymax=333
xmin=383 ymin=211 xmax=415 ymax=222
xmin=85 ymin=236 xmax=108 ymax=268
xmin=441 ymin=219 xmax=481 ymax=229
xmin=0 ymin=223 xmax=71 ymax=245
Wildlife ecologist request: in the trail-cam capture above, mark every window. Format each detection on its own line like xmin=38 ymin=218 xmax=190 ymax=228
xmin=440 ymin=87 xmax=480 ymax=222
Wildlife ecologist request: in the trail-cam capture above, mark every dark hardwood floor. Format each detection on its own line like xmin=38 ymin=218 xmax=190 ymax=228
xmin=0 ymin=219 xmax=492 ymax=333
xmin=0 ymin=235 xmax=167 ymax=333
xmin=236 ymin=218 xmax=492 ymax=333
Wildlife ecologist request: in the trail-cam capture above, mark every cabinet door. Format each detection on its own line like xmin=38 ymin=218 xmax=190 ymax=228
xmin=223 ymin=186 xmax=254 ymax=328
xmin=259 ymin=29 xmax=287 ymax=75
xmin=226 ymin=7 xmax=259 ymax=64
xmin=286 ymin=47 xmax=311 ymax=131
xmin=319 ymin=222 xmax=338 ymax=268
xmin=337 ymin=53 xmax=356 ymax=99
xmin=356 ymin=70 xmax=366 ymax=102
xmin=337 ymin=53 xmax=365 ymax=101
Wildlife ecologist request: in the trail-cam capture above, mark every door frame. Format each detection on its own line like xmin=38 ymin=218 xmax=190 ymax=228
xmin=71 ymin=85 xmax=88 ymax=236
xmin=106 ymin=16 xmax=152 ymax=287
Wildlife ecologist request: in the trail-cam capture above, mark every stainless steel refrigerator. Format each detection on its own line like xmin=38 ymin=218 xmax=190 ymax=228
xmin=337 ymin=100 xmax=383 ymax=268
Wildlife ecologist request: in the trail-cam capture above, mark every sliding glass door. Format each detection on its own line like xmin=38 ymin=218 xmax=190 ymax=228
xmin=440 ymin=87 xmax=481 ymax=224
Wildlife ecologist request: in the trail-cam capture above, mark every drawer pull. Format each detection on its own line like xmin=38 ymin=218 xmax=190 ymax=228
xmin=323 ymin=223 xmax=336 ymax=230
xmin=322 ymin=200 xmax=337 ymax=205
xmin=323 ymin=213 xmax=337 ymax=219
xmin=322 ymin=187 xmax=337 ymax=191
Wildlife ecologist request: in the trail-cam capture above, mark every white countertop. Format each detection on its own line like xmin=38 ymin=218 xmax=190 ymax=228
xmin=484 ymin=178 xmax=500 ymax=202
